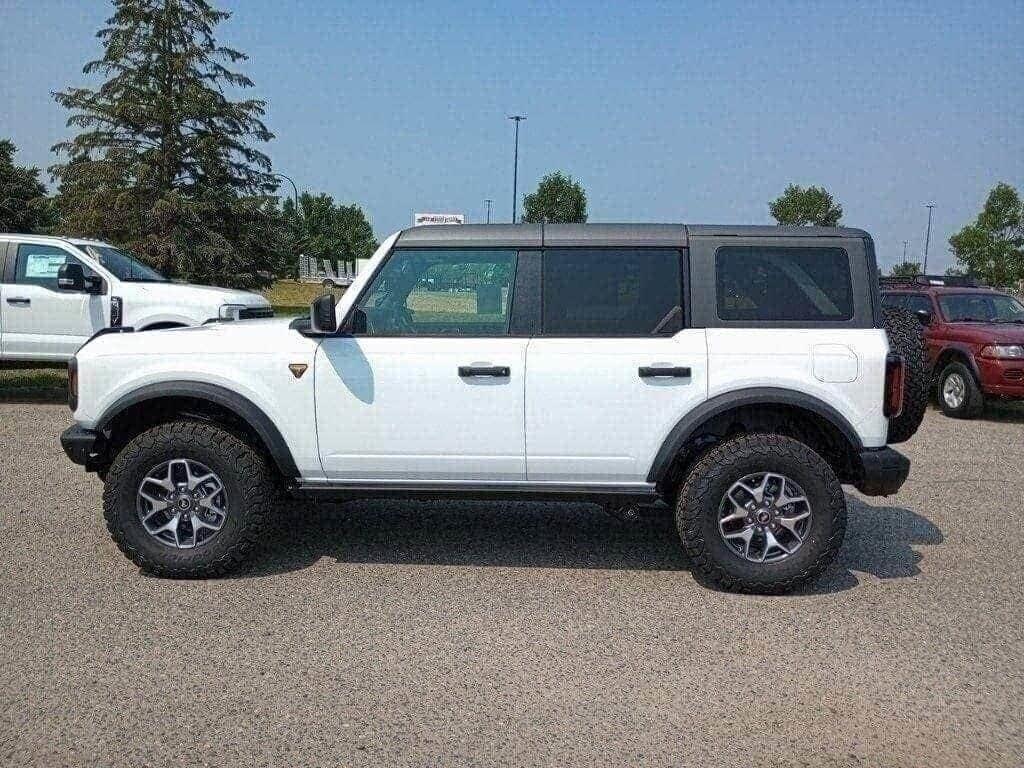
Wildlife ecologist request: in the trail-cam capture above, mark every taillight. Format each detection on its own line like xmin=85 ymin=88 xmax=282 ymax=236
xmin=68 ymin=356 xmax=78 ymax=412
xmin=884 ymin=353 xmax=904 ymax=418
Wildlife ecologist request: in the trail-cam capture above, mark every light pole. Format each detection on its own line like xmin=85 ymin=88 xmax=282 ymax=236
xmin=271 ymin=172 xmax=299 ymax=211
xmin=484 ymin=199 xmax=493 ymax=224
xmin=903 ymin=240 xmax=909 ymax=267
xmin=923 ymin=203 xmax=935 ymax=274
xmin=508 ymin=115 xmax=526 ymax=223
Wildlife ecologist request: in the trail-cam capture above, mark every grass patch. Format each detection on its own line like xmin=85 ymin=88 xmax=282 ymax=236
xmin=263 ymin=280 xmax=345 ymax=308
xmin=0 ymin=365 xmax=68 ymax=402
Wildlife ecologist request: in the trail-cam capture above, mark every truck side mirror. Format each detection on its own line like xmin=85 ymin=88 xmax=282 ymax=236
xmin=309 ymin=293 xmax=337 ymax=334
xmin=57 ymin=262 xmax=85 ymax=292
xmin=914 ymin=309 xmax=932 ymax=325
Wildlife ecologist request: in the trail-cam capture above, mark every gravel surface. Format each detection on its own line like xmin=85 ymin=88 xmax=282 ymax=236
xmin=2 ymin=403 xmax=1022 ymax=767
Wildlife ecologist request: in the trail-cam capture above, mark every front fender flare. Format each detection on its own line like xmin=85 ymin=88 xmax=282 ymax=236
xmin=96 ymin=380 xmax=299 ymax=478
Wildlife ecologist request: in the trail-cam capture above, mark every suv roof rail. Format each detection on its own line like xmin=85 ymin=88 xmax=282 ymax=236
xmin=880 ymin=274 xmax=988 ymax=289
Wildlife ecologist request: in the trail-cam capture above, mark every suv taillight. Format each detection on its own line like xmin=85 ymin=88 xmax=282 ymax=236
xmin=884 ymin=353 xmax=905 ymax=418
xmin=68 ymin=356 xmax=78 ymax=412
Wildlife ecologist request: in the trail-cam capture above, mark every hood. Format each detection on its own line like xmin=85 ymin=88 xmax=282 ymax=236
xmin=130 ymin=281 xmax=270 ymax=307
xmin=81 ymin=316 xmax=302 ymax=357
xmin=947 ymin=321 xmax=1024 ymax=345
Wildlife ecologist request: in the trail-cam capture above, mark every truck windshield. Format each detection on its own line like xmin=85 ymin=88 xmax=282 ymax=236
xmin=938 ymin=293 xmax=1024 ymax=323
xmin=85 ymin=245 xmax=168 ymax=282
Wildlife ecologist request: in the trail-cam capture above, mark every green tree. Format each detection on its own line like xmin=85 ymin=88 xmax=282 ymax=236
xmin=522 ymin=171 xmax=588 ymax=223
xmin=0 ymin=139 xmax=56 ymax=233
xmin=769 ymin=184 xmax=843 ymax=226
xmin=949 ymin=183 xmax=1024 ymax=288
xmin=51 ymin=0 xmax=284 ymax=288
xmin=281 ymin=193 xmax=377 ymax=278
xmin=890 ymin=261 xmax=922 ymax=278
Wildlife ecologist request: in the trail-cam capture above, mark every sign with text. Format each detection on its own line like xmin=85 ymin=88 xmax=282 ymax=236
xmin=414 ymin=213 xmax=465 ymax=226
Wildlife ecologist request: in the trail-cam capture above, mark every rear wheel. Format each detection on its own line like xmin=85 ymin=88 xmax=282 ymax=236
xmin=675 ymin=433 xmax=846 ymax=594
xmin=103 ymin=420 xmax=276 ymax=577
xmin=937 ymin=361 xmax=984 ymax=418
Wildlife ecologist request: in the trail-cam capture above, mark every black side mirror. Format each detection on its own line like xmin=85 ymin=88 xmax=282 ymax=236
xmin=309 ymin=294 xmax=337 ymax=334
xmin=57 ymin=263 xmax=85 ymax=292
xmin=914 ymin=309 xmax=932 ymax=325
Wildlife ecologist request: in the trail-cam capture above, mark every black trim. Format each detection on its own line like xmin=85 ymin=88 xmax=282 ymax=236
xmin=77 ymin=326 xmax=135 ymax=353
xmin=96 ymin=381 xmax=300 ymax=478
xmin=60 ymin=424 xmax=101 ymax=467
xmin=647 ymin=387 xmax=864 ymax=483
xmin=293 ymin=481 xmax=658 ymax=504
xmin=854 ymin=447 xmax=909 ymax=496
xmin=508 ymin=249 xmax=540 ymax=335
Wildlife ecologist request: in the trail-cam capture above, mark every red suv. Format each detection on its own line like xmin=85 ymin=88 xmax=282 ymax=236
xmin=882 ymin=275 xmax=1024 ymax=418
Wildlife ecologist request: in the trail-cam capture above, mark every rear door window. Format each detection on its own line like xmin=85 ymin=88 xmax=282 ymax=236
xmin=882 ymin=293 xmax=907 ymax=309
xmin=716 ymin=246 xmax=853 ymax=322
xmin=541 ymin=248 xmax=683 ymax=336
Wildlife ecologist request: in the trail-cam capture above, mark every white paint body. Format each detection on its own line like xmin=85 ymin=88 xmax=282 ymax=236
xmin=0 ymin=234 xmax=270 ymax=362
xmin=72 ymin=231 xmax=893 ymax=485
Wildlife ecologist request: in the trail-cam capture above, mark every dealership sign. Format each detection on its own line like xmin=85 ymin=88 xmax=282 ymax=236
xmin=414 ymin=212 xmax=465 ymax=226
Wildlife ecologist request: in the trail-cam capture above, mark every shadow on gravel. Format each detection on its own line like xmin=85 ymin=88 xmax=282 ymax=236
xmin=234 ymin=495 xmax=943 ymax=593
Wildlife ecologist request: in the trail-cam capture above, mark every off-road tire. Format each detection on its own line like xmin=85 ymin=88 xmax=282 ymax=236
xmin=103 ymin=420 xmax=276 ymax=578
xmin=882 ymin=306 xmax=929 ymax=443
xmin=937 ymin=361 xmax=985 ymax=419
xmin=675 ymin=433 xmax=846 ymax=595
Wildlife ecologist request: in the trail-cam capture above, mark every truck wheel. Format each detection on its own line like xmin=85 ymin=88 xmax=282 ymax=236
xmin=937 ymin=361 xmax=984 ymax=419
xmin=102 ymin=420 xmax=276 ymax=577
xmin=882 ymin=306 xmax=929 ymax=444
xmin=675 ymin=433 xmax=846 ymax=595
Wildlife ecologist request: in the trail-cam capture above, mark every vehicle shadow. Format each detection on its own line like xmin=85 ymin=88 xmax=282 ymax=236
xmin=232 ymin=494 xmax=943 ymax=595
xmin=977 ymin=400 xmax=1024 ymax=424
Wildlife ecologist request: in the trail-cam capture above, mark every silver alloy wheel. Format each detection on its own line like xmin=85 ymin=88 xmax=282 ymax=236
xmin=718 ymin=472 xmax=812 ymax=563
xmin=942 ymin=372 xmax=966 ymax=409
xmin=136 ymin=459 xmax=228 ymax=549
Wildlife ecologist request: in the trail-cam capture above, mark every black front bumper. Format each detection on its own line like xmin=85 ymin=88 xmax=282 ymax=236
xmin=60 ymin=424 xmax=103 ymax=469
xmin=854 ymin=447 xmax=910 ymax=496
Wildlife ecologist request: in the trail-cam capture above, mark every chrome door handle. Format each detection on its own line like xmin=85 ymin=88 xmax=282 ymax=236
xmin=638 ymin=366 xmax=690 ymax=378
xmin=6 ymin=297 xmax=31 ymax=306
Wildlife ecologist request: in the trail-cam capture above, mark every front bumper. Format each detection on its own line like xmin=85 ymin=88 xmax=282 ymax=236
xmin=854 ymin=447 xmax=910 ymax=496
xmin=60 ymin=424 xmax=104 ymax=469
xmin=977 ymin=356 xmax=1024 ymax=398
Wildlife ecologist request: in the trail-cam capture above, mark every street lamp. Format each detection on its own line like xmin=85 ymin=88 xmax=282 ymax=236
xmin=923 ymin=204 xmax=935 ymax=274
xmin=271 ymin=172 xmax=299 ymax=211
xmin=508 ymin=115 xmax=526 ymax=223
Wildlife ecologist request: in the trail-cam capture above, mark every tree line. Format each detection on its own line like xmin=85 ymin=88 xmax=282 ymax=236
xmin=1 ymin=0 xmax=1020 ymax=290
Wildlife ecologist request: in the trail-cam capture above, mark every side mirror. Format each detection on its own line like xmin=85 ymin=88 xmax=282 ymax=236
xmin=57 ymin=263 xmax=85 ymax=292
xmin=914 ymin=308 xmax=932 ymax=325
xmin=309 ymin=294 xmax=337 ymax=334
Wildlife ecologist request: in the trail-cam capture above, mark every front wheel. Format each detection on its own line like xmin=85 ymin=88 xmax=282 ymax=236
xmin=102 ymin=420 xmax=276 ymax=577
xmin=937 ymin=361 xmax=984 ymax=418
xmin=675 ymin=433 xmax=847 ymax=594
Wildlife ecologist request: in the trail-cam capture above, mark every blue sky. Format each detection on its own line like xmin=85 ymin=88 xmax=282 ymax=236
xmin=2 ymin=0 xmax=1022 ymax=272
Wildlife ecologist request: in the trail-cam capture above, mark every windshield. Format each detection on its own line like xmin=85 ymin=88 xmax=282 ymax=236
xmin=938 ymin=293 xmax=1024 ymax=323
xmin=85 ymin=245 xmax=168 ymax=282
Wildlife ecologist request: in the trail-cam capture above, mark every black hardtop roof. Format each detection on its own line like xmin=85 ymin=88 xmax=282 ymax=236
xmin=395 ymin=223 xmax=871 ymax=249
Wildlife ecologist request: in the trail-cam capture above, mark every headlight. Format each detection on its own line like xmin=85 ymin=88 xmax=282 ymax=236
xmin=218 ymin=304 xmax=247 ymax=321
xmin=981 ymin=345 xmax=1024 ymax=359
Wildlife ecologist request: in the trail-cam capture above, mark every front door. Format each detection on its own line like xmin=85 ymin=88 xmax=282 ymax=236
xmin=1 ymin=242 xmax=109 ymax=360
xmin=315 ymin=247 xmax=528 ymax=481
xmin=525 ymin=247 xmax=708 ymax=484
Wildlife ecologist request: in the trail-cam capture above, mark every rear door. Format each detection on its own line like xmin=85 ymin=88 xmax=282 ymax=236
xmin=0 ymin=242 xmax=109 ymax=361
xmin=525 ymin=247 xmax=708 ymax=484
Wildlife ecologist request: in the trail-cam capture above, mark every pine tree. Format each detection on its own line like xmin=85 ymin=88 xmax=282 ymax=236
xmin=0 ymin=139 xmax=56 ymax=233
xmin=51 ymin=0 xmax=284 ymax=288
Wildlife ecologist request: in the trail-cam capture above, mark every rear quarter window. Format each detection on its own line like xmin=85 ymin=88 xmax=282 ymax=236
xmin=716 ymin=246 xmax=853 ymax=322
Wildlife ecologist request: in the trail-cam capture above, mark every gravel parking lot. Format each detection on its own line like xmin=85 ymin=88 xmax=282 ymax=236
xmin=1 ymin=403 xmax=1022 ymax=767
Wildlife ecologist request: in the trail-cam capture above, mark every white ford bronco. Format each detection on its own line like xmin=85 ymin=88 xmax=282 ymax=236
xmin=0 ymin=234 xmax=272 ymax=362
xmin=61 ymin=224 xmax=927 ymax=593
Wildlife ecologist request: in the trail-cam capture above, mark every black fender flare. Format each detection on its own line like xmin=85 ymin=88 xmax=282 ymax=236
xmin=934 ymin=344 xmax=982 ymax=381
xmin=646 ymin=387 xmax=864 ymax=483
xmin=96 ymin=381 xmax=300 ymax=478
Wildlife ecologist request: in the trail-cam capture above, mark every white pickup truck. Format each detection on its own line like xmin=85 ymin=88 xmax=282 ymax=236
xmin=60 ymin=224 xmax=928 ymax=593
xmin=0 ymin=234 xmax=272 ymax=362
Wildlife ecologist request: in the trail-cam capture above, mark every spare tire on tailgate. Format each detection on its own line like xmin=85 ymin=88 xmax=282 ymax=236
xmin=882 ymin=306 xmax=929 ymax=443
